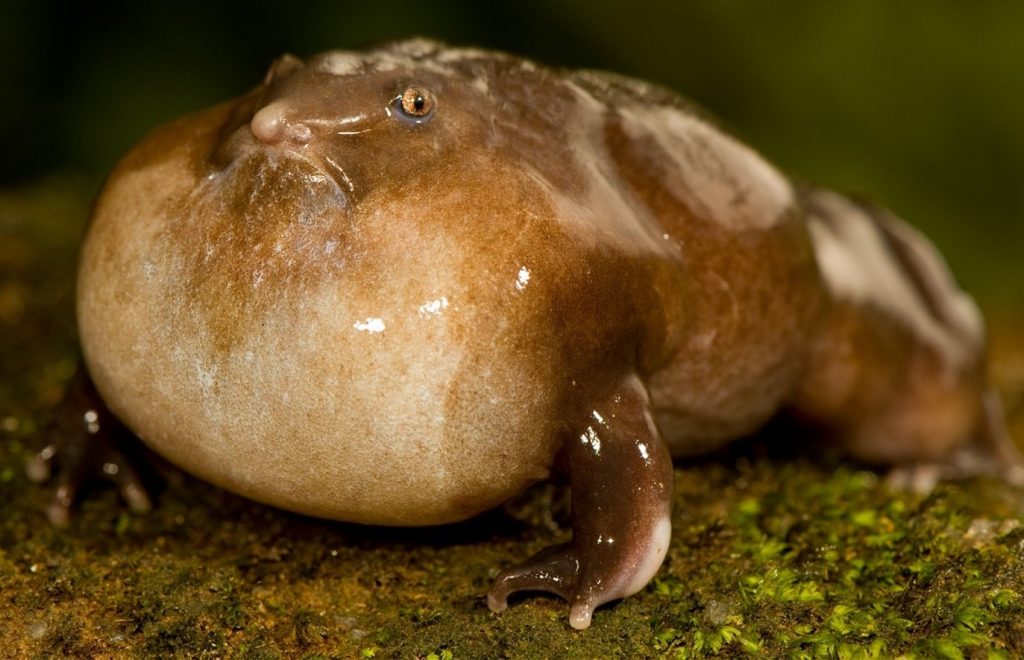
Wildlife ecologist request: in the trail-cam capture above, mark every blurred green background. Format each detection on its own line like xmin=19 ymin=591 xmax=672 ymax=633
xmin=2 ymin=0 xmax=1022 ymax=307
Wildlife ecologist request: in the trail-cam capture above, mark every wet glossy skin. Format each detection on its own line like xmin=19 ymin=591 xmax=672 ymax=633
xmin=37 ymin=39 xmax=1020 ymax=629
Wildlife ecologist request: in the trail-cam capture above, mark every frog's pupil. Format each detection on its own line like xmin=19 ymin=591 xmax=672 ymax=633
xmin=413 ymin=95 xmax=425 ymax=111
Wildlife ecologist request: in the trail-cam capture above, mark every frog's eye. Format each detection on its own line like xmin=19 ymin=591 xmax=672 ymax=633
xmin=393 ymin=86 xmax=435 ymax=125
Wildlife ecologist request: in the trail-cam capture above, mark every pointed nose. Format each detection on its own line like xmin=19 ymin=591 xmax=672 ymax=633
xmin=251 ymin=103 xmax=312 ymax=146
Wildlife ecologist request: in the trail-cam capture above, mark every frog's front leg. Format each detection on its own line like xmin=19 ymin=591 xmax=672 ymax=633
xmin=487 ymin=373 xmax=673 ymax=629
xmin=26 ymin=366 xmax=153 ymax=526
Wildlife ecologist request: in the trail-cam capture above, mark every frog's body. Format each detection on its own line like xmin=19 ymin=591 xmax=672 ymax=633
xmin=43 ymin=40 xmax=1018 ymax=629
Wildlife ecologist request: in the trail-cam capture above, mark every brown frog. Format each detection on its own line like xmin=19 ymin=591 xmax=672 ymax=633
xmin=30 ymin=39 xmax=1022 ymax=629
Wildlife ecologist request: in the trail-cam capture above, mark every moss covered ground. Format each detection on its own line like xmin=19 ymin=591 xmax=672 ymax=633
xmin=1 ymin=179 xmax=1023 ymax=658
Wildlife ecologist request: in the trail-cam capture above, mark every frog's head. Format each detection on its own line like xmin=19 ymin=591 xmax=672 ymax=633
xmin=207 ymin=38 xmax=588 ymax=218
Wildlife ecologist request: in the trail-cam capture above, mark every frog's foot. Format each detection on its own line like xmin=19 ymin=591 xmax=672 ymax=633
xmin=26 ymin=367 xmax=152 ymax=526
xmin=885 ymin=462 xmax=955 ymax=495
xmin=487 ymin=519 xmax=672 ymax=629
xmin=487 ymin=374 xmax=673 ymax=629
xmin=885 ymin=388 xmax=1024 ymax=495
xmin=487 ymin=544 xmax=583 ymax=622
xmin=977 ymin=388 xmax=1024 ymax=487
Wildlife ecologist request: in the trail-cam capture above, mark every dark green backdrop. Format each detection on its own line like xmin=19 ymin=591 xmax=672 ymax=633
xmin=3 ymin=0 xmax=1021 ymax=305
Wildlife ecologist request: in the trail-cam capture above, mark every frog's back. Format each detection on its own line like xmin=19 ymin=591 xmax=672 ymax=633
xmin=571 ymin=66 xmax=1012 ymax=477
xmin=560 ymin=69 xmax=827 ymax=453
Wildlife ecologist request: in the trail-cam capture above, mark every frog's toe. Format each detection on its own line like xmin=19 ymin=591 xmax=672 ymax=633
xmin=25 ymin=443 xmax=58 ymax=483
xmin=47 ymin=482 xmax=75 ymax=527
xmin=104 ymin=454 xmax=153 ymax=514
xmin=487 ymin=543 xmax=611 ymax=630
xmin=32 ymin=366 xmax=155 ymax=524
xmin=42 ymin=440 xmax=152 ymax=526
xmin=1005 ymin=464 xmax=1024 ymax=487
xmin=884 ymin=450 xmax=1024 ymax=495
xmin=885 ymin=463 xmax=946 ymax=495
xmin=487 ymin=542 xmax=580 ymax=612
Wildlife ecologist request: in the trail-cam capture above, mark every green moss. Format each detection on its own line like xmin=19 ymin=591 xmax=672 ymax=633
xmin=2 ymin=180 xmax=1024 ymax=656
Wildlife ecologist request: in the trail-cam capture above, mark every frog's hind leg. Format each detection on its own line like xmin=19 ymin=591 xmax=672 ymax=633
xmin=27 ymin=364 xmax=154 ymax=525
xmin=962 ymin=387 xmax=1024 ymax=485
xmin=878 ymin=386 xmax=1024 ymax=493
xmin=793 ymin=188 xmax=1023 ymax=490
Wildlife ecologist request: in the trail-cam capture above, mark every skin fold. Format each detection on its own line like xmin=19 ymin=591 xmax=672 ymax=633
xmin=30 ymin=39 xmax=1021 ymax=629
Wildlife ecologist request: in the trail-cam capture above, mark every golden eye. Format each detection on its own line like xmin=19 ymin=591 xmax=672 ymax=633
xmin=397 ymin=86 xmax=435 ymax=121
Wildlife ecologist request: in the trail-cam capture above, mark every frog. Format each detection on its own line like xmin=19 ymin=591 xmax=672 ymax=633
xmin=29 ymin=38 xmax=1022 ymax=629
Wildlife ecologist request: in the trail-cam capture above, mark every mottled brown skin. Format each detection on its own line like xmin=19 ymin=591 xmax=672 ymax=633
xmin=33 ymin=39 xmax=1020 ymax=629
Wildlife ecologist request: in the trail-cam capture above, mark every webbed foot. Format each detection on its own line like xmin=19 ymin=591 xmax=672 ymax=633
xmin=27 ymin=366 xmax=153 ymax=526
xmin=488 ymin=374 xmax=673 ymax=629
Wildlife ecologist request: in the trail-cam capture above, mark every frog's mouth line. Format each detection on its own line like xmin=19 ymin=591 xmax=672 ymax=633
xmin=213 ymin=148 xmax=349 ymax=210
xmin=194 ymin=150 xmax=351 ymax=230
xmin=321 ymin=155 xmax=356 ymax=195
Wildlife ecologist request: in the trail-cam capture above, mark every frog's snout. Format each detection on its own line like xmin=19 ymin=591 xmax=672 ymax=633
xmin=250 ymin=102 xmax=312 ymax=146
